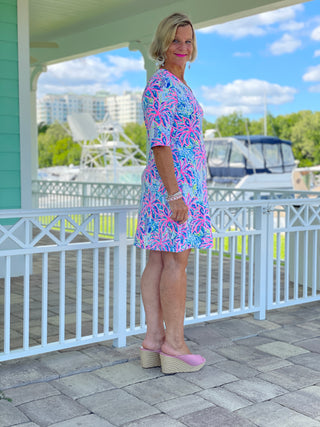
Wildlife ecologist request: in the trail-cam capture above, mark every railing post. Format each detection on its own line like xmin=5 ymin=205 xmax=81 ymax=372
xmin=113 ymin=211 xmax=127 ymax=347
xmin=265 ymin=205 xmax=275 ymax=310
xmin=253 ymin=205 xmax=269 ymax=320
xmin=82 ymin=182 xmax=87 ymax=208
xmin=31 ymin=179 xmax=39 ymax=209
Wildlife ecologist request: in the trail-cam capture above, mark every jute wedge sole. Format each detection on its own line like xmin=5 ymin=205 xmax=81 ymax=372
xmin=140 ymin=347 xmax=161 ymax=368
xmin=160 ymin=352 xmax=206 ymax=374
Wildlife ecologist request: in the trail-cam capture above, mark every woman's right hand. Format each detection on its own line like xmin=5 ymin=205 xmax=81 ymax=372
xmin=169 ymin=198 xmax=189 ymax=224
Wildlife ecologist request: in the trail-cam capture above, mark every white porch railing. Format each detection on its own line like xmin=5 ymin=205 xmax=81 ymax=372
xmin=32 ymin=179 xmax=318 ymax=208
xmin=32 ymin=180 xmax=142 ymax=208
xmin=1 ymin=196 xmax=320 ymax=362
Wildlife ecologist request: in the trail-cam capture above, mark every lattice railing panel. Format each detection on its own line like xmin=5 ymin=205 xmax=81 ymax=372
xmin=2 ymin=197 xmax=320 ymax=362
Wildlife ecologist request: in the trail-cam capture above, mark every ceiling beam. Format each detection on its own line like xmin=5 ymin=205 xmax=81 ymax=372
xmin=29 ymin=0 xmax=312 ymax=66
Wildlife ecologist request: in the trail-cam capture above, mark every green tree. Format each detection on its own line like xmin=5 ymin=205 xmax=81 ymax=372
xmin=37 ymin=121 xmax=49 ymax=134
xmin=215 ymin=112 xmax=247 ymax=136
xmin=123 ymin=122 xmax=147 ymax=158
xmin=290 ymin=111 xmax=320 ymax=166
xmin=249 ymin=114 xmax=278 ymax=137
xmin=52 ymin=137 xmax=81 ymax=166
xmin=38 ymin=132 xmax=54 ymax=167
xmin=272 ymin=112 xmax=301 ymax=141
xmin=38 ymin=122 xmax=81 ymax=168
xmin=202 ymin=118 xmax=216 ymax=134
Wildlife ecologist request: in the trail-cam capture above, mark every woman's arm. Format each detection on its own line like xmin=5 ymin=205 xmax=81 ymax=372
xmin=153 ymin=146 xmax=188 ymax=224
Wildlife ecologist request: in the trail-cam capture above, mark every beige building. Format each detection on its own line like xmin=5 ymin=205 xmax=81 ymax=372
xmin=37 ymin=92 xmax=143 ymax=126
xmin=37 ymin=93 xmax=106 ymax=124
xmin=106 ymin=92 xmax=144 ymax=126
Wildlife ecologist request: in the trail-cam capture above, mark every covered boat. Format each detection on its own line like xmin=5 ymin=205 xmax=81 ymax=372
xmin=204 ymin=134 xmax=296 ymax=190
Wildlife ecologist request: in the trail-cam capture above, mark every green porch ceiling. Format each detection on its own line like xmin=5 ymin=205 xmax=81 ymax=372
xmin=29 ymin=0 xmax=312 ymax=66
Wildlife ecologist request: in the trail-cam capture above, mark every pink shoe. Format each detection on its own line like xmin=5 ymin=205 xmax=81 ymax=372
xmin=160 ymin=352 xmax=206 ymax=374
xmin=140 ymin=347 xmax=161 ymax=368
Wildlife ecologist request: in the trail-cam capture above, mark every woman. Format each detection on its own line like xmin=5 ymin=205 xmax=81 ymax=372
xmin=134 ymin=12 xmax=213 ymax=374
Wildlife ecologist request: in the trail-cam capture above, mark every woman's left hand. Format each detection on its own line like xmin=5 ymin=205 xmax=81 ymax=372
xmin=169 ymin=197 xmax=189 ymax=224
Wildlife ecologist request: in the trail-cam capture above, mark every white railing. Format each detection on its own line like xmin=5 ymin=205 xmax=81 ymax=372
xmin=1 ymin=196 xmax=320 ymax=362
xmin=32 ymin=180 xmax=142 ymax=208
xmin=33 ymin=179 xmax=319 ymax=209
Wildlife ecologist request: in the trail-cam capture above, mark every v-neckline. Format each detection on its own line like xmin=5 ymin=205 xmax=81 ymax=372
xmin=159 ymin=68 xmax=193 ymax=94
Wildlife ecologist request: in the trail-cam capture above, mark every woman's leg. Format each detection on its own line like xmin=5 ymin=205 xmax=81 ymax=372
xmin=160 ymin=249 xmax=191 ymax=356
xmin=141 ymin=250 xmax=165 ymax=351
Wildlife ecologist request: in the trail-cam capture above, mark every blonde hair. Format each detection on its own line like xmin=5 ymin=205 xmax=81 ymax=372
xmin=149 ymin=12 xmax=197 ymax=66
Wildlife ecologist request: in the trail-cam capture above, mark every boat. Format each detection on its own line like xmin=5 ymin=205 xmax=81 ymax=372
xmin=204 ymin=132 xmax=297 ymax=190
xmin=38 ymin=113 xmax=146 ymax=184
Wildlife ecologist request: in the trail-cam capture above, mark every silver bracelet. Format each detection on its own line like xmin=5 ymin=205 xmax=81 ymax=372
xmin=167 ymin=190 xmax=182 ymax=202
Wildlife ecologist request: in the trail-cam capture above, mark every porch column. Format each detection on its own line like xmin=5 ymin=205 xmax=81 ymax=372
xmin=129 ymin=39 xmax=156 ymax=82
xmin=129 ymin=39 xmax=155 ymax=159
xmin=30 ymin=65 xmax=47 ymax=183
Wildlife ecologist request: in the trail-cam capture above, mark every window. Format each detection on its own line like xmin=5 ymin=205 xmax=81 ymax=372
xmin=229 ymin=147 xmax=244 ymax=167
xmin=263 ymin=144 xmax=282 ymax=172
xmin=282 ymin=143 xmax=296 ymax=172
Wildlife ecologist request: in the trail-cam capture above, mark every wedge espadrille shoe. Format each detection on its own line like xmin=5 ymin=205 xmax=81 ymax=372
xmin=140 ymin=347 xmax=161 ymax=368
xmin=160 ymin=352 xmax=206 ymax=374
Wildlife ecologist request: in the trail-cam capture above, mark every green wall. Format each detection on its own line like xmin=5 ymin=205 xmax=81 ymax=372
xmin=0 ymin=0 xmax=21 ymax=209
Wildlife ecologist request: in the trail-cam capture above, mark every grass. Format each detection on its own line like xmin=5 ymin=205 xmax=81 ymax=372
xmin=38 ymin=213 xmax=286 ymax=261
xmin=212 ymin=232 xmax=285 ymax=260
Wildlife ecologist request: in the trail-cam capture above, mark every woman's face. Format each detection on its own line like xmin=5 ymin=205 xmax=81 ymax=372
xmin=165 ymin=25 xmax=193 ymax=69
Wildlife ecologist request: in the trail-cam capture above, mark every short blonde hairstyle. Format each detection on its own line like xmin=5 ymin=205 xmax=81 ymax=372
xmin=149 ymin=12 xmax=197 ymax=66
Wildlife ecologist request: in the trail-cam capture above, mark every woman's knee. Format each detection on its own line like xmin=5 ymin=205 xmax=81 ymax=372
xmin=162 ymin=250 xmax=190 ymax=272
xmin=147 ymin=250 xmax=163 ymax=268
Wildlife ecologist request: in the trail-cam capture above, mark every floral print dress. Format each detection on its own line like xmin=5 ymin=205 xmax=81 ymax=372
xmin=134 ymin=68 xmax=213 ymax=252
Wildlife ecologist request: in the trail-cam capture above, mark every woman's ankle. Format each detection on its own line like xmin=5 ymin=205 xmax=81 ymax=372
xmin=142 ymin=333 xmax=165 ymax=351
xmin=161 ymin=340 xmax=190 ymax=356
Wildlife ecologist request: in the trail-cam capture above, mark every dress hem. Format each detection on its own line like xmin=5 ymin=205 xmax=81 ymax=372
xmin=133 ymin=242 xmax=213 ymax=253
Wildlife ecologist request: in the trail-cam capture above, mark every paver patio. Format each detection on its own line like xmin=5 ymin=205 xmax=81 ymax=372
xmin=1 ymin=301 xmax=320 ymax=426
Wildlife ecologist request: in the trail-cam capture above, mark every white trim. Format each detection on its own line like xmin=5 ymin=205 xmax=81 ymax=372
xmin=17 ymin=0 xmax=32 ymax=209
xmin=30 ymin=65 xmax=46 ymax=182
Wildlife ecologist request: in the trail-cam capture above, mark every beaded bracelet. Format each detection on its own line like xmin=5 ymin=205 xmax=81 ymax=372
xmin=167 ymin=190 xmax=182 ymax=202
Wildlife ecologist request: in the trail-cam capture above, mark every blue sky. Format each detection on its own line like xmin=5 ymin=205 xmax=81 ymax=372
xmin=38 ymin=1 xmax=320 ymax=123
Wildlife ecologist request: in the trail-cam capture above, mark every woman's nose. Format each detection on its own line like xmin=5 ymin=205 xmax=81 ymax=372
xmin=178 ymin=42 xmax=190 ymax=52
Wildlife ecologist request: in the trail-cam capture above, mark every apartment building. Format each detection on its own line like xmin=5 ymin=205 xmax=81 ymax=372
xmin=105 ymin=92 xmax=143 ymax=126
xmin=37 ymin=92 xmax=143 ymax=126
xmin=37 ymin=93 xmax=106 ymax=124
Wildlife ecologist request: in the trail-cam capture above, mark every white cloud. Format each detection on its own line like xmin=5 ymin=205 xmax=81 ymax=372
xmin=303 ymin=64 xmax=320 ymax=82
xmin=201 ymin=79 xmax=297 ymax=116
xmin=199 ymin=18 xmax=265 ymax=38
xmin=198 ymin=4 xmax=304 ymax=39
xmin=107 ymin=55 xmax=144 ymax=72
xmin=37 ymin=54 xmax=144 ymax=98
xmin=311 ymin=25 xmax=320 ymax=41
xmin=203 ymin=104 xmax=252 ymax=116
xmin=309 ymin=84 xmax=320 ymax=93
xmin=233 ymin=52 xmax=252 ymax=58
xmin=279 ymin=21 xmax=304 ymax=32
xmin=269 ymin=34 xmax=302 ymax=55
xmin=314 ymin=50 xmax=320 ymax=58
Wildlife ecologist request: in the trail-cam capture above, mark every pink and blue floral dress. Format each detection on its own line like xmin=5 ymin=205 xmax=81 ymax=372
xmin=134 ymin=69 xmax=213 ymax=252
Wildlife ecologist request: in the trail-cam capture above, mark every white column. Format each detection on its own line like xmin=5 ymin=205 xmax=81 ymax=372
xmin=129 ymin=40 xmax=156 ymax=82
xmin=129 ymin=40 xmax=155 ymax=159
xmin=17 ymin=0 xmax=32 ymax=209
xmin=30 ymin=65 xmax=47 ymax=183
